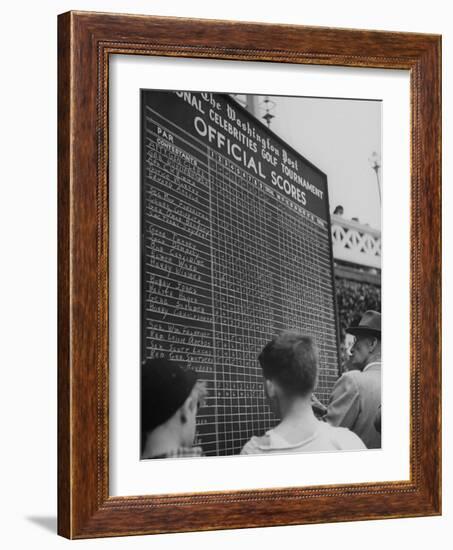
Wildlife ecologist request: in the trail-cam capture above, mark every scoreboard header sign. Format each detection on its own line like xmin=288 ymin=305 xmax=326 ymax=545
xmin=141 ymin=90 xmax=339 ymax=456
xmin=147 ymin=91 xmax=328 ymax=223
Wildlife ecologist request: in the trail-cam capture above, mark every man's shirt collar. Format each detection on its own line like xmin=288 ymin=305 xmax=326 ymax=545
xmin=363 ymin=361 xmax=381 ymax=372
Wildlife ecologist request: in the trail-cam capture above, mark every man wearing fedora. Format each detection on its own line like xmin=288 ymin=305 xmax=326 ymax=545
xmin=325 ymin=310 xmax=382 ymax=448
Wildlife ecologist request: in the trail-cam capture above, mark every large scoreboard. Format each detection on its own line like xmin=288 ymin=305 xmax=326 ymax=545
xmin=141 ymin=90 xmax=339 ymax=456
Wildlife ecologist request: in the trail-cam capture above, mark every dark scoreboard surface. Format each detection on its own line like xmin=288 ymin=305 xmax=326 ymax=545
xmin=141 ymin=91 xmax=339 ymax=456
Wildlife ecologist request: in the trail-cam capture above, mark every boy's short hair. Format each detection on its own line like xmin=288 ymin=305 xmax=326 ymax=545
xmin=258 ymin=331 xmax=318 ymax=396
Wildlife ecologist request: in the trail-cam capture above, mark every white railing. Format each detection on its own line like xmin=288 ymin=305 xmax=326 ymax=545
xmin=331 ymin=215 xmax=381 ymax=269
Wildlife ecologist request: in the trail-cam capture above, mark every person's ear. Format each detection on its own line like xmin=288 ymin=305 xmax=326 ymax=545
xmin=180 ymin=398 xmax=190 ymax=424
xmin=180 ymin=395 xmax=196 ymax=424
xmin=369 ymin=337 xmax=378 ymax=352
xmin=265 ymin=379 xmax=276 ymax=399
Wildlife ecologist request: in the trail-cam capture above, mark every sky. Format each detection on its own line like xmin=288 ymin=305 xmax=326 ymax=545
xmin=253 ymin=95 xmax=382 ymax=230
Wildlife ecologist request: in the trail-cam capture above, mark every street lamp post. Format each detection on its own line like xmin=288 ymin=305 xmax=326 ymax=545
xmin=368 ymin=151 xmax=381 ymax=206
xmin=260 ymin=96 xmax=276 ymax=128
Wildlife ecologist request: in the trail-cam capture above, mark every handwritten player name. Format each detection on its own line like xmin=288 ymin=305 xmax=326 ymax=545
xmin=148 ymin=277 xmax=206 ymax=299
xmin=147 ymin=291 xmax=210 ymax=312
xmin=146 ymin=153 xmax=208 ymax=187
xmin=147 ymin=159 xmax=208 ymax=188
xmin=147 ymin=305 xmax=211 ymax=323
xmin=148 ymin=241 xmax=206 ymax=269
xmin=150 ymin=243 xmax=206 ymax=268
xmin=148 ymin=350 xmax=212 ymax=368
xmin=153 ymin=323 xmax=211 ymax=337
xmin=148 ymin=261 xmax=203 ymax=282
xmin=147 ymin=253 xmax=206 ymax=276
xmin=148 ymin=228 xmax=210 ymax=259
xmin=148 ymin=339 xmax=214 ymax=358
xmin=147 ymin=170 xmax=201 ymax=202
xmin=149 ymin=289 xmax=211 ymax=315
xmin=148 ymin=193 xmax=210 ymax=226
xmin=147 ymin=205 xmax=210 ymax=241
xmin=148 ymin=274 xmax=206 ymax=295
xmin=148 ymin=329 xmax=211 ymax=348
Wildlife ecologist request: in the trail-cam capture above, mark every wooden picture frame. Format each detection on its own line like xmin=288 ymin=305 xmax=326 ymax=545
xmin=58 ymin=10 xmax=441 ymax=539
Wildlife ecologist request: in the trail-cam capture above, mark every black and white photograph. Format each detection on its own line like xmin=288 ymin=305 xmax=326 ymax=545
xmin=140 ymin=90 xmax=382 ymax=459
xmin=0 ymin=0 xmax=447 ymax=545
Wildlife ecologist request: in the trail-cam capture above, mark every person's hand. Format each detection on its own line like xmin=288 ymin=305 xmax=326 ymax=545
xmin=311 ymin=393 xmax=327 ymax=418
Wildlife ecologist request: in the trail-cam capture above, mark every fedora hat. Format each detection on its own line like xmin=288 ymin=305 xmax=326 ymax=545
xmin=346 ymin=310 xmax=381 ymax=337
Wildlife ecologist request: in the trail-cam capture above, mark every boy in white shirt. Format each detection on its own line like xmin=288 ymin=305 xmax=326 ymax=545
xmin=241 ymin=332 xmax=365 ymax=455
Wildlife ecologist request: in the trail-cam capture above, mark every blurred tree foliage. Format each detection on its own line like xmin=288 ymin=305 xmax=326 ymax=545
xmin=335 ymin=277 xmax=381 ymax=370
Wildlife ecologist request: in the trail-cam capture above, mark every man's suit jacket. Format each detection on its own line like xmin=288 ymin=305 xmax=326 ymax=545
xmin=325 ymin=362 xmax=381 ymax=449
